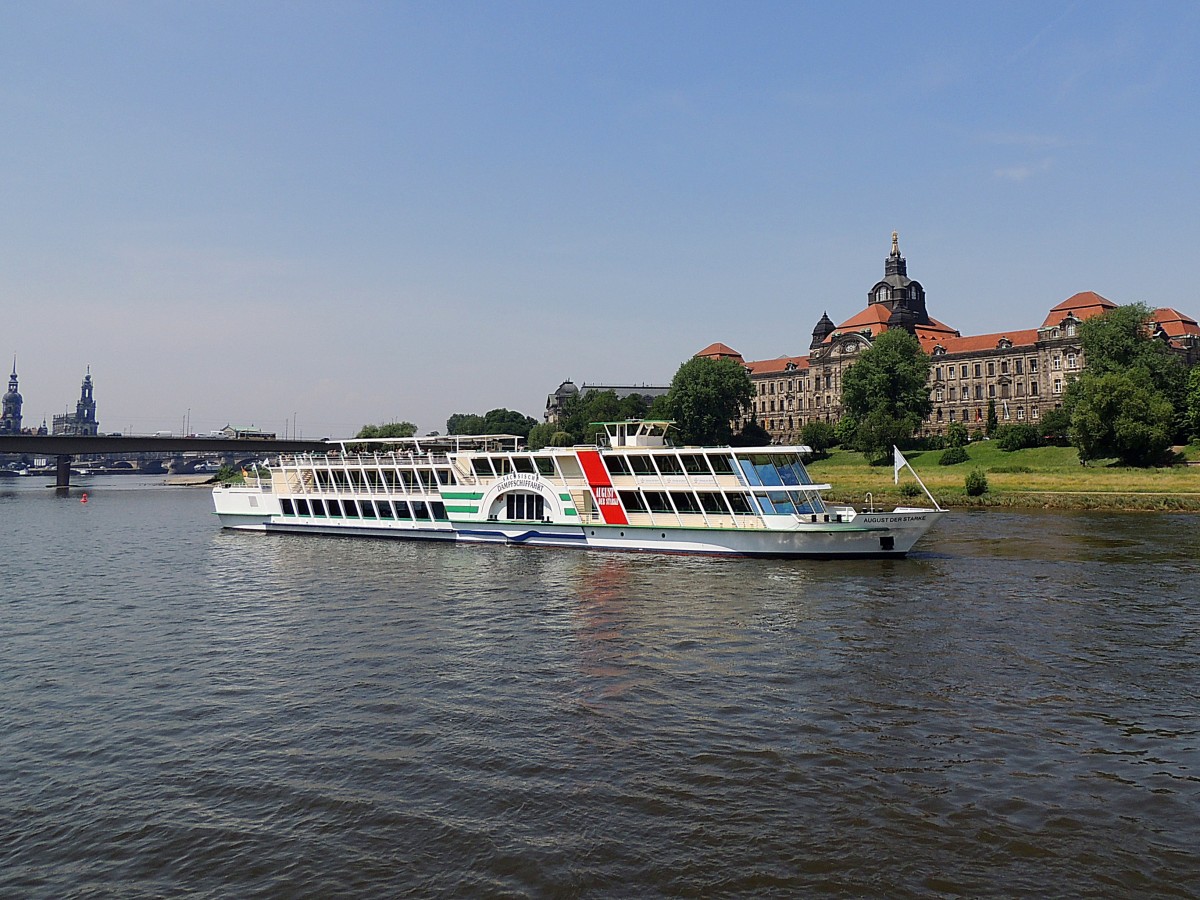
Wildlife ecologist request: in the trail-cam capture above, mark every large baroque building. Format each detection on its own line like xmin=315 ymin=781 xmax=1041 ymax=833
xmin=699 ymin=234 xmax=1200 ymax=443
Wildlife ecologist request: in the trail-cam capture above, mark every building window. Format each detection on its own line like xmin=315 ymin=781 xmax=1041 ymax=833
xmin=1053 ymin=355 xmax=1061 ymax=370
xmin=1053 ymin=379 xmax=1063 ymax=394
xmin=987 ymin=362 xmax=995 ymax=376
xmin=1032 ymin=406 xmax=1040 ymax=419
xmin=949 ymin=410 xmax=956 ymax=422
xmin=1002 ymin=404 xmax=1010 ymax=420
xmin=1066 ymin=353 xmax=1077 ymax=369
xmin=1016 ymin=359 xmax=1024 ymax=375
xmin=936 ymin=389 xmax=944 ymax=402
xmin=988 ymin=385 xmax=996 ymax=398
xmin=949 ymin=386 xmax=956 ymax=401
xmin=1001 ymin=360 xmax=1009 ymax=374
xmin=935 ymin=366 xmax=943 ymax=381
xmin=936 ymin=409 xmax=943 ymax=421
xmin=1029 ymin=358 xmax=1038 ymax=373
xmin=961 ymin=365 xmax=968 ymax=379
xmin=1017 ymin=407 xmax=1025 ymax=420
xmin=1030 ymin=382 xmax=1039 ymax=397
xmin=1017 ymin=382 xmax=1025 ymax=397
xmin=1067 ymin=324 xmax=1077 ymax=336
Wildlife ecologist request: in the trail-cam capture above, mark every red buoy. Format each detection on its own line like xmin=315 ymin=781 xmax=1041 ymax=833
xmin=81 ymin=493 xmax=88 ymax=504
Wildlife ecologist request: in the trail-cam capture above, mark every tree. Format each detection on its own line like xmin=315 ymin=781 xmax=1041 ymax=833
xmin=985 ymin=399 xmax=998 ymax=437
xmin=731 ymin=416 xmax=771 ymax=447
xmin=1038 ymin=407 xmax=1072 ymax=446
xmin=840 ymin=329 xmax=932 ymax=463
xmin=664 ymin=356 xmax=754 ymax=445
xmin=1065 ymin=303 xmax=1187 ymax=463
xmin=1067 ymin=370 xmax=1175 ymax=465
xmin=355 ymin=421 xmax=417 ymax=438
xmin=946 ymin=421 xmax=969 ymax=448
xmin=800 ymin=420 xmax=837 ymax=457
xmin=1185 ymin=364 xmax=1200 ymax=441
xmin=446 ymin=413 xmax=486 ymax=435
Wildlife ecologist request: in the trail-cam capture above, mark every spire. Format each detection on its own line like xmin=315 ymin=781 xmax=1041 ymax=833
xmin=885 ymin=231 xmax=907 ymax=278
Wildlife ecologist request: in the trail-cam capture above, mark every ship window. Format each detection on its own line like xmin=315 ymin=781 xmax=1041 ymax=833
xmin=604 ymin=455 xmax=631 ymax=476
xmin=680 ymin=454 xmax=710 ymax=475
xmin=360 ymin=500 xmax=377 ymax=518
xmin=327 ymin=498 xmax=344 ymax=517
xmin=513 ymin=457 xmax=536 ymax=474
xmin=618 ymin=490 xmax=646 ymax=512
xmin=310 ymin=499 xmax=326 ymax=517
xmin=628 ymin=455 xmax=654 ymax=475
xmin=411 ymin=501 xmax=430 ymax=520
xmin=725 ymin=493 xmax=753 ymax=515
xmin=438 ymin=469 xmax=457 ymax=486
xmin=376 ymin=501 xmax=394 ymax=519
xmin=506 ymin=492 xmax=544 ymax=521
xmin=492 ymin=457 xmax=513 ymax=475
xmin=697 ymin=492 xmax=728 ymax=514
xmin=395 ymin=501 xmax=412 ymax=520
xmin=536 ymin=457 xmax=556 ymax=477
xmin=281 ymin=498 xmax=295 ymax=516
xmin=430 ymin=501 xmax=448 ymax=521
xmin=295 ymin=499 xmax=310 ymax=516
xmin=471 ymin=458 xmax=495 ymax=477
xmin=643 ymin=491 xmax=672 ymax=513
xmin=654 ymin=455 xmax=684 ymax=475
xmin=670 ymin=491 xmax=700 ymax=514
xmin=314 ymin=471 xmax=328 ymax=489
xmin=418 ymin=470 xmax=437 ymax=490
xmin=760 ymin=491 xmax=797 ymax=516
xmin=708 ymin=454 xmax=735 ymax=475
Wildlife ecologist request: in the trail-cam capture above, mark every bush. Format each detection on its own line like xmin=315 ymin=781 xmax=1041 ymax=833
xmin=920 ymin=434 xmax=946 ymax=451
xmin=800 ymin=421 xmax=837 ymax=457
xmin=994 ymin=423 xmax=1042 ymax=451
xmin=1039 ymin=407 xmax=1072 ymax=446
xmin=939 ymin=446 xmax=969 ymax=466
xmin=899 ymin=482 xmax=921 ymax=499
xmin=965 ymin=469 xmax=989 ymax=496
xmin=988 ymin=465 xmax=1033 ymax=474
xmin=946 ymin=422 xmax=969 ymax=448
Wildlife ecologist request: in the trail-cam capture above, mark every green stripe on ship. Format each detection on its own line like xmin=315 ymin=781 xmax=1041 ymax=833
xmin=442 ymin=491 xmax=483 ymax=500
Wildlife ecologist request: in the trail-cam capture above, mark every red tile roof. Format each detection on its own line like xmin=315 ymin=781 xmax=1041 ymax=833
xmin=744 ymin=355 xmax=810 ymax=376
xmin=931 ymin=328 xmax=1040 ymax=355
xmin=694 ymin=342 xmax=744 ymax=361
xmin=1152 ymin=307 xmax=1200 ymax=338
xmin=1041 ymin=291 xmax=1115 ymax=327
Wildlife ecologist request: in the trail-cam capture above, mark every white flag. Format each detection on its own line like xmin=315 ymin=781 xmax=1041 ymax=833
xmin=894 ymin=446 xmax=907 ymax=485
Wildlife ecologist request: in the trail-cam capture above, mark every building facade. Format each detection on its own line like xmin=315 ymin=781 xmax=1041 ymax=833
xmin=52 ymin=369 xmax=100 ymax=436
xmin=544 ymin=380 xmax=669 ymax=424
xmin=698 ymin=234 xmax=1200 ymax=443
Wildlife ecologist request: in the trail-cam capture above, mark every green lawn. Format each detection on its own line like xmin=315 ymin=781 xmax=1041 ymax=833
xmin=806 ymin=442 xmax=1200 ymax=510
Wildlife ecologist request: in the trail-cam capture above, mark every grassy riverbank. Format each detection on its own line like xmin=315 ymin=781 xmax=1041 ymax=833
xmin=806 ymin=442 xmax=1200 ymax=511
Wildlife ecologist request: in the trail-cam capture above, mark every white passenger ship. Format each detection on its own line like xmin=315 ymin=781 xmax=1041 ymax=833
xmin=213 ymin=421 xmax=944 ymax=557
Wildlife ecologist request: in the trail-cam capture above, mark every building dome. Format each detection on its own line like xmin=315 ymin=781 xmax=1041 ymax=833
xmin=810 ymin=311 xmax=836 ymax=349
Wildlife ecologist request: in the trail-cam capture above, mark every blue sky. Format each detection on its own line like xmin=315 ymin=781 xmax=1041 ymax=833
xmin=2 ymin=1 xmax=1197 ymax=437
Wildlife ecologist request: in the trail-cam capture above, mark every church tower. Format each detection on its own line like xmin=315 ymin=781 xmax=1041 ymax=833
xmin=1 ymin=359 xmax=22 ymax=435
xmin=866 ymin=232 xmax=930 ymax=331
xmin=75 ymin=368 xmax=99 ymax=435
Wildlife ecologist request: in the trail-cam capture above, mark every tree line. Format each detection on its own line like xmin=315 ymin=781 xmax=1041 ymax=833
xmin=357 ymin=302 xmax=1199 ymax=467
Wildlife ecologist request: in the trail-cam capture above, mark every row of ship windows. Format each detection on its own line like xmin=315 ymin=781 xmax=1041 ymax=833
xmin=280 ymin=497 xmax=449 ymax=521
xmin=308 ymin=468 xmax=459 ymax=490
xmin=616 ymin=489 xmax=821 ymax=518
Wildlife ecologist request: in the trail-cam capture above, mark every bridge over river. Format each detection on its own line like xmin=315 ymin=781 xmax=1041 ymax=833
xmin=0 ymin=435 xmax=328 ymax=490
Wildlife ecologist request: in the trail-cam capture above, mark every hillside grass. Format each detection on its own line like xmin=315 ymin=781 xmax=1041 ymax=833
xmin=806 ymin=441 xmax=1200 ymax=510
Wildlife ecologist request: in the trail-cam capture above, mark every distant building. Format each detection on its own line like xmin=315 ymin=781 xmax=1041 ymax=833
xmin=1 ymin=360 xmax=22 ymax=435
xmin=544 ymin=380 xmax=669 ymax=423
xmin=699 ymin=234 xmax=1200 ymax=443
xmin=52 ymin=369 xmax=100 ymax=436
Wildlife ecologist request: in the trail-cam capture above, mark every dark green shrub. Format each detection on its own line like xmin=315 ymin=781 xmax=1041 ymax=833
xmin=965 ymin=468 xmax=989 ymax=496
xmin=946 ymin=422 xmax=969 ymax=448
xmin=939 ymin=445 xmax=969 ymax=466
xmin=899 ymin=482 xmax=921 ymax=499
xmin=995 ymin=423 xmax=1041 ymax=451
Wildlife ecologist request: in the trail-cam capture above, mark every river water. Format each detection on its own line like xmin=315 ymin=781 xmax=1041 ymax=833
xmin=1 ymin=477 xmax=1197 ymax=897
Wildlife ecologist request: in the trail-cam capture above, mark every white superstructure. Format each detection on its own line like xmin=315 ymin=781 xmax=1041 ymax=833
xmin=213 ymin=421 xmax=943 ymax=557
